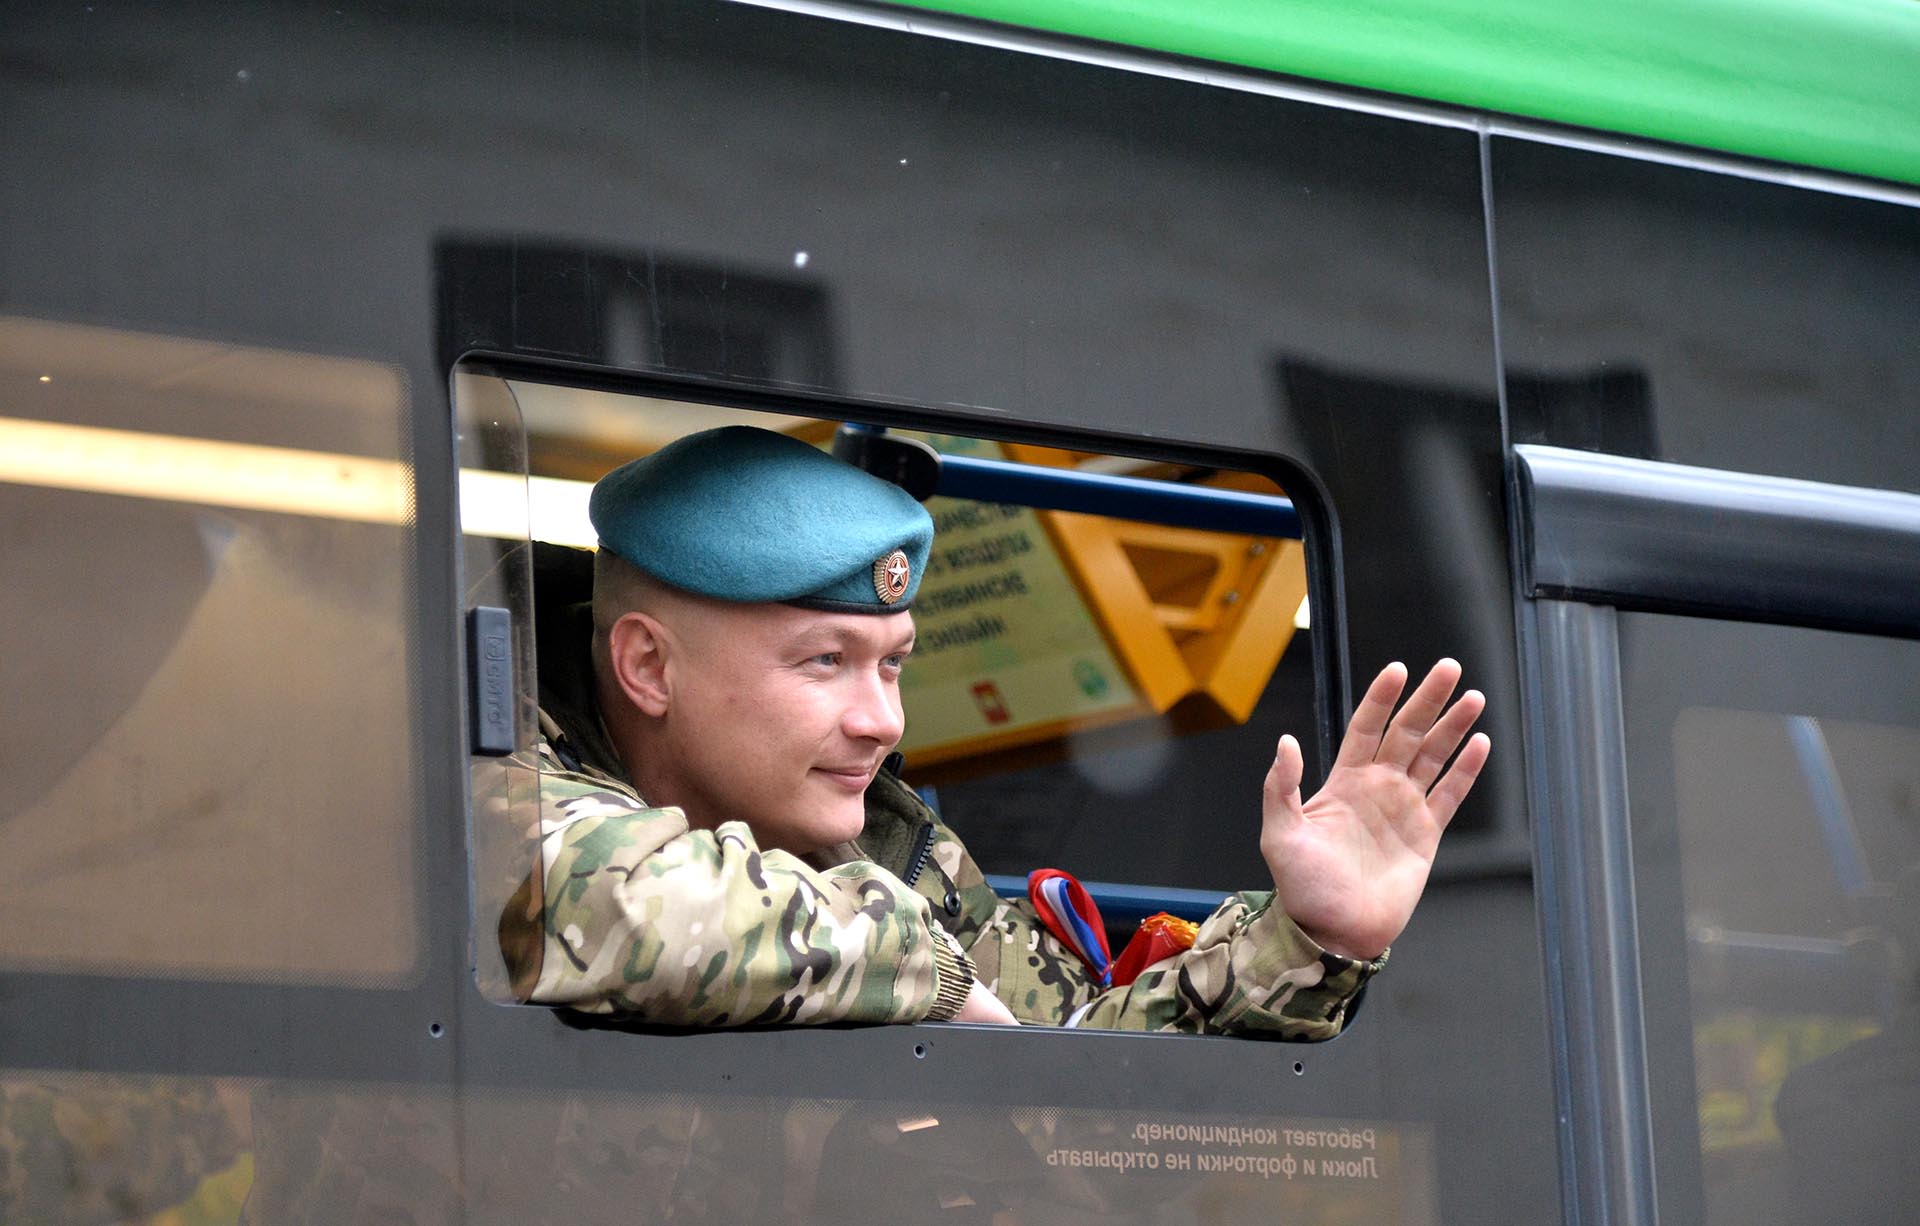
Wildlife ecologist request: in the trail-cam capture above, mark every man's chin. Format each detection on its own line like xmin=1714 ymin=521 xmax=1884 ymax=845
xmin=811 ymin=806 xmax=868 ymax=853
xmin=770 ymin=797 xmax=867 ymax=859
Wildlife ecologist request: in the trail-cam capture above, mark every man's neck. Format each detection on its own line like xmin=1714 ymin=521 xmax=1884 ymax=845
xmin=594 ymin=676 xmax=662 ymax=801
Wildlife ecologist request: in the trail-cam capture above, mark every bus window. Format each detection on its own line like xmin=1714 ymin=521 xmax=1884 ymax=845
xmin=454 ymin=372 xmax=1338 ymax=1021
xmin=0 ymin=315 xmax=422 ymax=985
xmin=1618 ymin=615 xmax=1920 ymax=1226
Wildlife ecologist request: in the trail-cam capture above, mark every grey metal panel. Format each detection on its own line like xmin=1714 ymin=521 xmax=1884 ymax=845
xmin=1515 ymin=445 xmax=1920 ymax=638
xmin=1 ymin=2 xmax=1553 ymax=1220
xmin=1519 ymin=600 xmax=1658 ymax=1226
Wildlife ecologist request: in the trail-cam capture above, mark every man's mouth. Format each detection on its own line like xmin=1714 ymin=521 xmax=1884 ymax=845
xmin=813 ymin=763 xmax=877 ymax=789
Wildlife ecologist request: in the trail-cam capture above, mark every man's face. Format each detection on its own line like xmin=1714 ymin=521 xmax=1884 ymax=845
xmin=650 ymin=602 xmax=914 ymax=856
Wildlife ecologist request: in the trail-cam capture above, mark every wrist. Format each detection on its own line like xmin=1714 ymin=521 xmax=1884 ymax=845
xmin=924 ymin=928 xmax=975 ymax=1021
xmin=1305 ymin=936 xmax=1382 ymax=963
xmin=1295 ymin=919 xmax=1387 ymax=965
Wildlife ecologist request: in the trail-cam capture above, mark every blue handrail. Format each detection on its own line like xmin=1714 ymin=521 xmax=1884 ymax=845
xmin=834 ymin=424 xmax=1300 ymax=538
xmin=1785 ymin=715 xmax=1871 ymax=897
xmin=937 ymin=454 xmax=1300 ymax=539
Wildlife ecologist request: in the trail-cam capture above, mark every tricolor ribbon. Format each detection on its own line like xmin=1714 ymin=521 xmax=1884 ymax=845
xmin=1026 ymin=868 xmax=1113 ymax=989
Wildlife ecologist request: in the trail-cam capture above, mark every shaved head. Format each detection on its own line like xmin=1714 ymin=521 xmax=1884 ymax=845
xmin=591 ymin=548 xmax=678 ymax=674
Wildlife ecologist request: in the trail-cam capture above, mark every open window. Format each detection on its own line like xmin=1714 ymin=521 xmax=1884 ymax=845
xmin=455 ymin=367 xmax=1333 ymax=1006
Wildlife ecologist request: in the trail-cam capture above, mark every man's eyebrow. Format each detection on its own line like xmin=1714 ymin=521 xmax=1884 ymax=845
xmin=778 ymin=624 xmax=880 ymax=648
xmin=783 ymin=627 xmax=851 ymax=652
xmin=781 ymin=624 xmax=917 ymax=655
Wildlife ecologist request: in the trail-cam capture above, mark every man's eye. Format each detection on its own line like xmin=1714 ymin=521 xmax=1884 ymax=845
xmin=808 ymin=652 xmax=841 ymax=668
xmin=882 ymin=654 xmax=910 ymax=671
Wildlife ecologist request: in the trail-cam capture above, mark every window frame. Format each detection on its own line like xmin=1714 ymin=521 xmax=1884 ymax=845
xmin=451 ymin=357 xmax=1354 ymax=1010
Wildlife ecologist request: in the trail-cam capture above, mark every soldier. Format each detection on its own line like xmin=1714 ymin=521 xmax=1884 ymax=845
xmin=500 ymin=425 xmax=1489 ymax=1034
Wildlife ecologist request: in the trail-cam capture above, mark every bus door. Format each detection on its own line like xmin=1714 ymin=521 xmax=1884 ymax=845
xmin=1514 ymin=445 xmax=1920 ymax=1226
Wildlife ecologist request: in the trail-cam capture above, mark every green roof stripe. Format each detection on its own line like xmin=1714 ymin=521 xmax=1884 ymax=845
xmin=890 ymin=0 xmax=1920 ymax=189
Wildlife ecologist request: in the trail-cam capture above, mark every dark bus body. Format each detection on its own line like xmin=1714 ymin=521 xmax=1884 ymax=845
xmin=4 ymin=3 xmax=1916 ymax=1223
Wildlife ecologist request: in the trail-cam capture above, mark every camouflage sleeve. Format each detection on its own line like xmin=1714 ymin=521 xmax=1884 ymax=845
xmin=869 ymin=783 xmax=1378 ymax=1038
xmin=965 ymin=889 xmax=1383 ymax=1039
xmin=501 ymin=754 xmax=975 ymax=1027
xmin=1074 ymin=892 xmax=1384 ymax=1038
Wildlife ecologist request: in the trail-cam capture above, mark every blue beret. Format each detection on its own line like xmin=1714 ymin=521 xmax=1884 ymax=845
xmin=589 ymin=426 xmax=933 ymax=613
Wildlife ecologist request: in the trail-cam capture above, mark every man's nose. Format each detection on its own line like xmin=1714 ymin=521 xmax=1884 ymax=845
xmin=842 ymin=672 xmax=905 ymax=745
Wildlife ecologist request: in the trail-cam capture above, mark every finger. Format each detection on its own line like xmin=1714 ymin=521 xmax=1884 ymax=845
xmin=1408 ymin=688 xmax=1486 ymax=790
xmin=1262 ymin=733 xmax=1306 ymax=829
xmin=1333 ymin=662 xmax=1409 ymax=770
xmin=1374 ymin=658 xmax=1463 ymax=771
xmin=1426 ymin=732 xmax=1491 ymax=828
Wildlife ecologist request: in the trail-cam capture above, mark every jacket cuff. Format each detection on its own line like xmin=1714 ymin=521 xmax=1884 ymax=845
xmin=1206 ymin=893 xmax=1387 ymax=1039
xmin=923 ymin=927 xmax=977 ymax=1021
xmin=1255 ymin=898 xmax=1390 ymax=977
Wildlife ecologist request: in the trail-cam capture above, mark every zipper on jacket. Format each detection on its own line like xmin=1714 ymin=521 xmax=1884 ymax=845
xmin=902 ymin=819 xmax=935 ymax=888
xmin=890 ymin=758 xmax=963 ymax=915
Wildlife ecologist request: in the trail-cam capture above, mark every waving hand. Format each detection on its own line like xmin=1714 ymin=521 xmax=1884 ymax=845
xmin=1259 ymin=660 xmax=1490 ymax=961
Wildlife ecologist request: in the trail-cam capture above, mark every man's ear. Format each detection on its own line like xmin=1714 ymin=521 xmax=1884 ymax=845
xmin=606 ymin=611 xmax=672 ymax=718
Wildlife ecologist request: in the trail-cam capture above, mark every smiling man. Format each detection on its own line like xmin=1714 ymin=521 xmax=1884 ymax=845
xmin=500 ymin=425 xmax=1489 ymax=1034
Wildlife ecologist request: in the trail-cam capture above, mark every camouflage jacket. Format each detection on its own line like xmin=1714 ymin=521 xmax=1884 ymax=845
xmin=498 ymin=717 xmax=1383 ymax=1038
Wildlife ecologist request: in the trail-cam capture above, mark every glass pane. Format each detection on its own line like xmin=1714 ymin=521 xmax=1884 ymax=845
xmin=11 ymin=1072 xmax=1423 ymax=1225
xmin=0 ymin=316 xmax=421 ymax=985
xmin=0 ymin=1069 xmax=254 ymax=1223
xmin=1619 ymin=614 xmax=1920 ymax=1226
xmin=455 ymin=371 xmax=543 ymax=1003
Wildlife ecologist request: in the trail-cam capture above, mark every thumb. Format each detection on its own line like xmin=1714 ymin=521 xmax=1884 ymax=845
xmin=1263 ymin=734 xmax=1305 ymax=828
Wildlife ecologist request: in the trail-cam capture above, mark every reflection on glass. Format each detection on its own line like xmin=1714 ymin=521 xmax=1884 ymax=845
xmin=0 ymin=1070 xmax=253 ymax=1224
xmin=0 ymin=316 xmax=420 ymax=984
xmin=1623 ymin=616 xmax=1920 ymax=1226
xmin=196 ymin=1082 xmax=1435 ymax=1225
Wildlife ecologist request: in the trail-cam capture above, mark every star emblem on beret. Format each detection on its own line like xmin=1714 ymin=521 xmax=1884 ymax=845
xmin=873 ymin=549 xmax=911 ymax=604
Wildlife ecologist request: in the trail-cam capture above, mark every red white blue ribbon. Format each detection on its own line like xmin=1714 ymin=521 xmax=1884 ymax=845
xmin=1027 ymin=868 xmax=1112 ymax=988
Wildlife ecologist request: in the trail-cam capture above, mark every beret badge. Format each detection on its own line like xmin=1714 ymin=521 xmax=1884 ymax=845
xmin=873 ymin=550 xmax=911 ymax=605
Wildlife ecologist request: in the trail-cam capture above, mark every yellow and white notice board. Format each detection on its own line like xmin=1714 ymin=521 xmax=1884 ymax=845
xmin=896 ymin=433 xmax=1306 ymax=771
xmin=897 ymin=434 xmax=1144 ymax=765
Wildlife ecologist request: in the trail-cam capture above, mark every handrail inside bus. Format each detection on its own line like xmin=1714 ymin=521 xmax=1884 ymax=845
xmin=833 ymin=424 xmax=1301 ymax=539
xmin=1785 ymin=715 xmax=1873 ymax=899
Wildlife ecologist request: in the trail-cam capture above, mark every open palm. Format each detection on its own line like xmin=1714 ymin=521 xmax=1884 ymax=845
xmin=1259 ymin=660 xmax=1490 ymax=961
